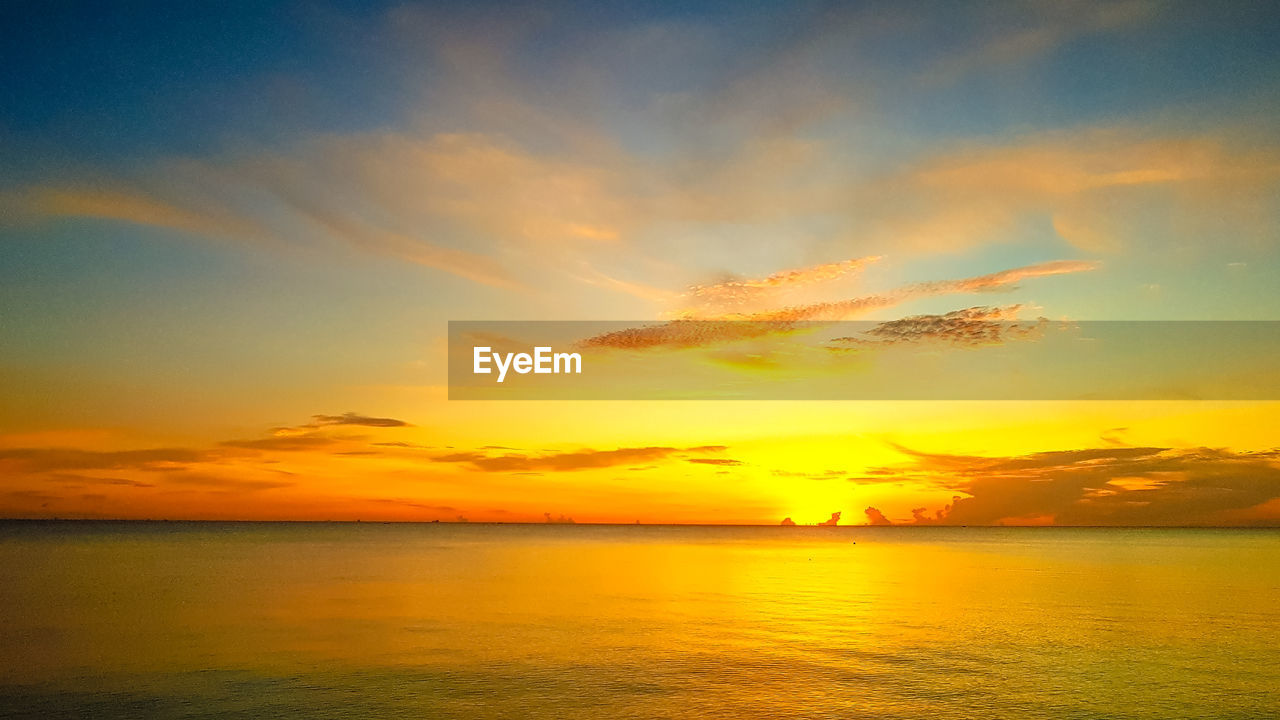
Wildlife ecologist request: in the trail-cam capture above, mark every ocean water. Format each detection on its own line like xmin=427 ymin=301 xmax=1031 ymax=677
xmin=0 ymin=522 xmax=1276 ymax=719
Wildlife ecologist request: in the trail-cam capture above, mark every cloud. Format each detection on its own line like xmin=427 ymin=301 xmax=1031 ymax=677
xmin=762 ymin=260 xmax=1096 ymax=323
xmin=270 ymin=411 xmax=413 ymax=438
xmin=221 ymin=436 xmax=339 ymax=452
xmin=0 ymin=412 xmax=417 ymax=507
xmin=163 ymin=474 xmax=295 ymax=492
xmin=911 ymin=506 xmax=950 ymax=524
xmin=579 ymin=260 xmax=1095 ymax=350
xmin=869 ymin=131 xmax=1280 ymax=255
xmin=311 ymin=412 xmax=411 ymax=428
xmin=864 ymin=507 xmax=892 ymax=526
xmin=917 ymin=0 xmax=1158 ymax=86
xmin=780 ymin=517 xmax=797 ymax=526
xmin=433 ymin=445 xmax=729 ymax=472
xmin=679 ymin=256 xmax=881 ymax=318
xmin=368 ymin=498 xmax=457 ymax=513
xmin=18 ymin=186 xmax=266 ymax=240
xmin=1100 ymin=427 xmax=1131 ymax=447
xmin=9 ymin=132 xmax=600 ymax=290
xmin=876 ymin=443 xmax=1280 ymax=526
xmin=5 ymin=0 xmax=1275 ymax=312
xmin=0 ymin=447 xmax=206 ymax=473
xmin=829 ymin=305 xmax=1044 ymax=349
xmin=817 ymin=511 xmax=842 ymax=526
xmin=773 ymin=469 xmax=846 ymax=480
xmin=686 ymin=458 xmax=743 ymax=466
xmin=49 ymin=473 xmax=156 ymax=488
xmin=0 ymin=413 xmax=407 ymax=467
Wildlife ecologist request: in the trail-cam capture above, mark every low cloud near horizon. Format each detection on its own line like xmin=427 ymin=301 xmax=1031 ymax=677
xmin=864 ymin=443 xmax=1280 ymax=526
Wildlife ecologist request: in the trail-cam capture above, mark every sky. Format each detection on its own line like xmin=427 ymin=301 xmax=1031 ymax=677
xmin=2 ymin=0 xmax=1279 ymax=525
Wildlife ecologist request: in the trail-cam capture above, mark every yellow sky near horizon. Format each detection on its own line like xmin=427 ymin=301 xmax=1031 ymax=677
xmin=4 ymin=393 xmax=1279 ymax=525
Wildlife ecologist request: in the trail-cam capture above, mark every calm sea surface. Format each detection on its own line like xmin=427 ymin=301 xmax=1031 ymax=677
xmin=1 ymin=522 xmax=1276 ymax=719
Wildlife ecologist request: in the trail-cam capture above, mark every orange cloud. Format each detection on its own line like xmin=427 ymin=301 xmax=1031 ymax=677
xmin=220 ymin=436 xmax=340 ymax=452
xmin=0 ymin=447 xmax=208 ymax=473
xmin=874 ymin=444 xmax=1280 ymax=526
xmin=433 ymin=445 xmax=731 ymax=472
xmin=580 ymin=260 xmax=1095 ymax=350
xmin=829 ymin=305 xmax=1044 ymax=349
xmin=271 ymin=412 xmax=413 ymax=437
xmin=864 ymin=507 xmax=892 ymax=526
xmin=679 ymin=256 xmax=881 ymax=318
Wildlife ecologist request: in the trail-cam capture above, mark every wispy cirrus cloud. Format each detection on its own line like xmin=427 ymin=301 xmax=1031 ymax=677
xmin=579 ymin=260 xmax=1094 ymax=350
xmin=3 ymin=0 xmax=1273 ymax=308
xmin=863 ymin=132 xmax=1280 ymax=256
xmin=752 ymin=260 xmax=1097 ymax=323
xmin=916 ymin=0 xmax=1158 ymax=87
xmin=678 ymin=256 xmax=881 ymax=318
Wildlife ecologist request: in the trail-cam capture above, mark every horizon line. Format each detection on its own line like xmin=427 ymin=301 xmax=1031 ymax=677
xmin=1 ymin=518 xmax=1277 ymax=529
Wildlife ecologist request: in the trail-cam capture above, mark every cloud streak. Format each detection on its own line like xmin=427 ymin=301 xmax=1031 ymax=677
xmin=679 ymin=256 xmax=881 ymax=318
xmin=434 ymin=445 xmax=730 ymax=472
xmin=0 ymin=447 xmax=207 ymax=473
xmin=579 ymin=260 xmax=1095 ymax=350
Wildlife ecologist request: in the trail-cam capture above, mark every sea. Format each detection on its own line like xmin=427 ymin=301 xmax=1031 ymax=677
xmin=1 ymin=522 xmax=1276 ymax=719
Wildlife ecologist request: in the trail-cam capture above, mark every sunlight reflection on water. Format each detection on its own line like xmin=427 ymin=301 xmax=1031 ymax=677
xmin=1 ymin=523 xmax=1277 ymax=718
